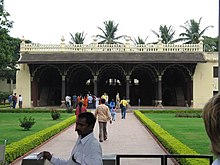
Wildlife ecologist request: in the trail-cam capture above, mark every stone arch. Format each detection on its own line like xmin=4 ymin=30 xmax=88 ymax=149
xmin=162 ymin=64 xmax=192 ymax=106
xmin=66 ymin=64 xmax=94 ymax=96
xmin=33 ymin=64 xmax=62 ymax=78
xmin=129 ymin=64 xmax=158 ymax=106
xmin=97 ymin=64 xmax=126 ymax=100
xmin=33 ymin=65 xmax=62 ymax=106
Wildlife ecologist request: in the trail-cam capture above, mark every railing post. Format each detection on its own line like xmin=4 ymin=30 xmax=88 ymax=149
xmin=157 ymin=38 xmax=163 ymax=52
xmin=199 ymin=37 xmax=204 ymax=52
xmin=60 ymin=36 xmax=65 ymax=52
xmin=20 ymin=36 xmax=26 ymax=52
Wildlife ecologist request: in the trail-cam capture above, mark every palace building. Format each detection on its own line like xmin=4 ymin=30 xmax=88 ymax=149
xmin=15 ymin=37 xmax=218 ymax=108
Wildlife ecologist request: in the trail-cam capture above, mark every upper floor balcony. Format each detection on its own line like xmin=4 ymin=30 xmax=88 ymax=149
xmin=20 ymin=36 xmax=204 ymax=54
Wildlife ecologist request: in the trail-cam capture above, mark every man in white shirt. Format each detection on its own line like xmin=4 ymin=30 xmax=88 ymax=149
xmin=65 ymin=95 xmax=71 ymax=109
xmin=41 ymin=112 xmax=103 ymax=165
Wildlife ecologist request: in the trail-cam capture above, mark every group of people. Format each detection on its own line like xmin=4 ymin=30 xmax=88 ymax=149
xmin=65 ymin=93 xmax=101 ymax=110
xmin=39 ymin=92 xmax=130 ymax=165
xmin=8 ymin=93 xmax=22 ymax=109
xmin=38 ymin=92 xmax=220 ymax=165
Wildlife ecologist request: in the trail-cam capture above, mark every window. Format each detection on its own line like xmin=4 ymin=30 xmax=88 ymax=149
xmin=213 ymin=67 xmax=218 ymax=78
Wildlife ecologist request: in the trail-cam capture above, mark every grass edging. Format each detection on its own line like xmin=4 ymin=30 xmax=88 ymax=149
xmin=5 ymin=115 xmax=76 ymax=163
xmin=134 ymin=110 xmax=209 ymax=165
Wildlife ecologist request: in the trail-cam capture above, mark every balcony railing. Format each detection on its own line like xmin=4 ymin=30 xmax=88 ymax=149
xmin=20 ymin=37 xmax=204 ymax=53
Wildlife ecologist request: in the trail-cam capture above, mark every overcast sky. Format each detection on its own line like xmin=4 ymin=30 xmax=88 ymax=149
xmin=4 ymin=0 xmax=219 ymax=44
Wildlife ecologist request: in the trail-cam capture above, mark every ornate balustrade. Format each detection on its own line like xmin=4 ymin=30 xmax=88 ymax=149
xmin=20 ymin=37 xmax=204 ymax=53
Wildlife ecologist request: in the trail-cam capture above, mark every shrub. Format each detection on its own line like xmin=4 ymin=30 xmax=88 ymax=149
xmin=19 ymin=116 xmax=36 ymax=130
xmin=51 ymin=109 xmax=60 ymax=120
xmin=175 ymin=113 xmax=202 ymax=118
xmin=134 ymin=110 xmax=210 ymax=165
xmin=5 ymin=116 xmax=76 ymax=163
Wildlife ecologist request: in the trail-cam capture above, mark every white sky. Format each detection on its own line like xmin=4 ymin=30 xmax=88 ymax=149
xmin=4 ymin=0 xmax=219 ymax=44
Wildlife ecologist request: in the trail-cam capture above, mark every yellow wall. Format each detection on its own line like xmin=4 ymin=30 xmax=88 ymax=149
xmin=193 ymin=52 xmax=218 ymax=108
xmin=0 ymin=79 xmax=15 ymax=93
xmin=14 ymin=64 xmax=31 ymax=108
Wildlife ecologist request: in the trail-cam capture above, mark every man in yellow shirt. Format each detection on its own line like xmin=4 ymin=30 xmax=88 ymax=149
xmin=120 ymin=97 xmax=129 ymax=119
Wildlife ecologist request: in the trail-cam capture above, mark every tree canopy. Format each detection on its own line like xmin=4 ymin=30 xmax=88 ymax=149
xmin=97 ymin=20 xmax=124 ymax=44
xmin=174 ymin=17 xmax=213 ymax=44
xmin=151 ymin=25 xmax=175 ymax=44
xmin=69 ymin=32 xmax=86 ymax=44
xmin=0 ymin=0 xmax=20 ymax=80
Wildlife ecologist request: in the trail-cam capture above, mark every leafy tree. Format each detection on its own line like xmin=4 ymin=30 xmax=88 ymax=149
xmin=174 ymin=17 xmax=213 ymax=44
xmin=0 ymin=0 xmax=21 ymax=80
xmin=203 ymin=36 xmax=218 ymax=52
xmin=97 ymin=20 xmax=124 ymax=44
xmin=151 ymin=25 xmax=175 ymax=44
xmin=69 ymin=32 xmax=86 ymax=44
xmin=131 ymin=36 xmax=148 ymax=44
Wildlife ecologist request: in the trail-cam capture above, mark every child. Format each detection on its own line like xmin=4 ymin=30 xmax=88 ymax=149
xmin=110 ymin=106 xmax=116 ymax=121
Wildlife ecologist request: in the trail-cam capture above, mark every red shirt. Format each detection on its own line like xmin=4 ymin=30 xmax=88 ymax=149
xmin=75 ymin=106 xmax=87 ymax=117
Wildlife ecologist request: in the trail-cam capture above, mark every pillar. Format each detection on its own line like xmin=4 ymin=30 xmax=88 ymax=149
xmin=126 ymin=75 xmax=130 ymax=101
xmin=157 ymin=75 xmax=163 ymax=107
xmin=93 ymin=75 xmax=98 ymax=96
xmin=190 ymin=76 xmax=193 ymax=107
xmin=60 ymin=75 xmax=66 ymax=107
xmin=31 ymin=76 xmax=38 ymax=107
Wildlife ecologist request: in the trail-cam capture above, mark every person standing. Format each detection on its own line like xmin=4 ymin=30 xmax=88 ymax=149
xmin=116 ymin=92 xmax=120 ymax=109
xmin=65 ymin=95 xmax=71 ymax=109
xmin=8 ymin=94 xmax=13 ymax=108
xmin=94 ymin=98 xmax=112 ymax=142
xmin=72 ymin=93 xmax=77 ymax=109
xmin=88 ymin=94 xmax=93 ymax=109
xmin=18 ymin=95 xmax=23 ymax=109
xmin=110 ymin=106 xmax=116 ymax=121
xmin=120 ymin=97 xmax=129 ymax=119
xmin=95 ymin=96 xmax=100 ymax=108
xmin=75 ymin=102 xmax=87 ymax=118
xmin=12 ymin=93 xmax=17 ymax=109
xmin=203 ymin=94 xmax=220 ymax=165
xmin=40 ymin=112 xmax=103 ymax=165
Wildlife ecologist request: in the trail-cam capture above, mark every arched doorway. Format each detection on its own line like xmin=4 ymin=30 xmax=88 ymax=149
xmin=67 ymin=64 xmax=93 ymax=97
xmin=130 ymin=64 xmax=157 ymax=106
xmin=36 ymin=65 xmax=62 ymax=106
xmin=162 ymin=65 xmax=191 ymax=106
xmin=97 ymin=64 xmax=126 ymax=101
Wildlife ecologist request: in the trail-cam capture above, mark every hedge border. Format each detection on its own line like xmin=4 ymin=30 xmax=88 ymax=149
xmin=134 ymin=110 xmax=210 ymax=165
xmin=5 ymin=115 xmax=76 ymax=163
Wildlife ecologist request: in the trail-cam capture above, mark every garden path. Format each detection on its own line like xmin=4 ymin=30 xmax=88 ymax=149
xmin=12 ymin=111 xmax=175 ymax=165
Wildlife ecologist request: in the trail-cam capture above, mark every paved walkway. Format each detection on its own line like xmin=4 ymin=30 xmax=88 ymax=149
xmin=12 ymin=112 xmax=175 ymax=165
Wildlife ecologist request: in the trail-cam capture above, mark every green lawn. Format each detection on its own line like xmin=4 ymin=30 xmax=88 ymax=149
xmin=145 ymin=113 xmax=212 ymax=155
xmin=0 ymin=113 xmax=73 ymax=144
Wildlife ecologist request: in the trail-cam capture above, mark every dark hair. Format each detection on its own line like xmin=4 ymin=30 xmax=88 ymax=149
xmin=101 ymin=98 xmax=105 ymax=104
xmin=78 ymin=112 xmax=96 ymax=126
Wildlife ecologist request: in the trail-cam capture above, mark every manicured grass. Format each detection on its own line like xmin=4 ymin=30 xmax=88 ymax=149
xmin=145 ymin=113 xmax=211 ymax=155
xmin=0 ymin=113 xmax=74 ymax=144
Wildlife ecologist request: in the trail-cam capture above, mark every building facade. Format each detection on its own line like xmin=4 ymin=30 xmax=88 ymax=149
xmin=15 ymin=37 xmax=218 ymax=108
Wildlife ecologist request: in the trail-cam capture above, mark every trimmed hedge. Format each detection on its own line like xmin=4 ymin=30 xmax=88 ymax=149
xmin=0 ymin=109 xmax=76 ymax=114
xmin=139 ymin=109 xmax=202 ymax=114
xmin=5 ymin=115 xmax=76 ymax=163
xmin=134 ymin=110 xmax=210 ymax=165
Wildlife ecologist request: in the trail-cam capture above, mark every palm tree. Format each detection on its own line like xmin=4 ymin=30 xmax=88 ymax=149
xmin=69 ymin=32 xmax=86 ymax=44
xmin=151 ymin=25 xmax=175 ymax=44
xmin=174 ymin=17 xmax=213 ymax=44
xmin=97 ymin=20 xmax=124 ymax=44
xmin=131 ymin=36 xmax=148 ymax=45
